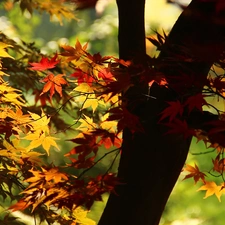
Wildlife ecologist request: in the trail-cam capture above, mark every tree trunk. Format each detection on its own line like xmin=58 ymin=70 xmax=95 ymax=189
xmin=116 ymin=0 xmax=146 ymax=61
xmin=98 ymin=1 xmax=225 ymax=225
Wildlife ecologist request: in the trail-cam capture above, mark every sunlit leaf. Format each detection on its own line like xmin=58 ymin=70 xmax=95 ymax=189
xmin=198 ymin=181 xmax=225 ymax=202
xmin=29 ymin=53 xmax=60 ymax=71
xmin=0 ymin=42 xmax=14 ymax=59
xmin=183 ymin=164 xmax=206 ymax=183
xmin=40 ymin=73 xmax=68 ymax=99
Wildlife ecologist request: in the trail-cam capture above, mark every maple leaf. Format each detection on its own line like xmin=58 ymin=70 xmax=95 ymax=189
xmin=72 ymin=207 xmax=96 ymax=225
xmin=183 ymin=164 xmax=206 ymax=183
xmin=210 ymin=76 xmax=225 ymax=93
xmin=107 ymin=107 xmax=143 ymax=133
xmin=198 ymin=181 xmax=225 ymax=202
xmin=112 ymin=57 xmax=131 ymax=67
xmin=0 ymin=82 xmax=26 ymax=107
xmin=87 ymin=52 xmax=112 ymax=64
xmin=75 ymin=114 xmax=97 ymax=133
xmin=34 ymin=0 xmax=76 ymax=25
xmin=71 ymin=68 xmax=95 ymax=86
xmin=82 ymin=94 xmax=99 ymax=113
xmin=100 ymin=114 xmax=118 ymax=133
xmin=102 ymin=173 xmax=121 ymax=193
xmin=8 ymin=108 xmax=31 ymax=125
xmin=184 ymin=93 xmax=209 ymax=114
xmin=21 ymin=151 xmax=44 ymax=165
xmin=45 ymin=168 xmax=68 ymax=183
xmin=0 ymin=42 xmax=14 ymax=59
xmin=74 ymin=83 xmax=95 ymax=94
xmin=98 ymin=68 xmax=115 ymax=84
xmin=25 ymin=132 xmax=59 ymax=155
xmin=9 ymin=199 xmax=31 ymax=212
xmin=102 ymin=72 xmax=131 ymax=98
xmin=212 ymin=155 xmax=225 ymax=173
xmin=40 ymin=73 xmax=68 ymax=99
xmin=165 ymin=119 xmax=195 ymax=138
xmin=28 ymin=110 xmax=50 ymax=133
xmin=26 ymin=167 xmax=68 ymax=184
xmin=91 ymin=128 xmax=122 ymax=149
xmin=61 ymin=40 xmax=88 ymax=61
xmin=33 ymin=89 xmax=52 ymax=106
xmin=160 ymin=100 xmax=183 ymax=122
xmin=29 ymin=53 xmax=60 ymax=71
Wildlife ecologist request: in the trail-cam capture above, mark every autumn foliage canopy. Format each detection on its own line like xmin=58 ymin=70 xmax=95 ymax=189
xmin=1 ymin=0 xmax=225 ymax=224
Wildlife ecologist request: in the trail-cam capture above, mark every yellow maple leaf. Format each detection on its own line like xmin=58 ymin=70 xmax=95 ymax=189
xmin=8 ymin=108 xmax=31 ymax=125
xmin=0 ymin=107 xmax=11 ymax=119
xmin=28 ymin=110 xmax=50 ymax=133
xmin=74 ymin=83 xmax=94 ymax=94
xmin=100 ymin=113 xmax=118 ymax=133
xmin=35 ymin=0 xmax=76 ymax=25
xmin=42 ymin=136 xmax=59 ymax=155
xmin=0 ymin=82 xmax=25 ymax=107
xmin=0 ymin=42 xmax=14 ymax=59
xmin=76 ymin=115 xmax=97 ymax=133
xmin=73 ymin=207 xmax=96 ymax=225
xmin=21 ymin=151 xmax=44 ymax=165
xmin=25 ymin=168 xmax=44 ymax=183
xmin=25 ymin=132 xmax=59 ymax=155
xmin=198 ymin=181 xmax=225 ymax=202
xmin=81 ymin=94 xmax=99 ymax=113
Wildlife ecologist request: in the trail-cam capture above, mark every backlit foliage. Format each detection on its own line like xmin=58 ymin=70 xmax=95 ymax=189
xmin=3 ymin=0 xmax=77 ymax=25
xmin=1 ymin=0 xmax=225 ymax=224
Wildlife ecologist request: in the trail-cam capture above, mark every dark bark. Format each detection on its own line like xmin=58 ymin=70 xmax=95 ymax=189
xmin=116 ymin=0 xmax=146 ymax=61
xmin=99 ymin=1 xmax=225 ymax=225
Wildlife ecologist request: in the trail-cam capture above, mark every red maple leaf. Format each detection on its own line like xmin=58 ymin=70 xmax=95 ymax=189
xmin=183 ymin=164 xmax=206 ymax=184
xmin=91 ymin=128 xmax=122 ymax=149
xmin=160 ymin=100 xmax=183 ymax=122
xmin=107 ymin=107 xmax=144 ymax=133
xmin=33 ymin=89 xmax=52 ymax=106
xmin=102 ymin=72 xmax=131 ymax=98
xmin=70 ymin=69 xmax=95 ymax=86
xmin=212 ymin=154 xmax=225 ymax=173
xmin=165 ymin=119 xmax=195 ymax=138
xmin=98 ymin=68 xmax=114 ymax=83
xmin=184 ymin=93 xmax=209 ymax=114
xmin=29 ymin=53 xmax=60 ymax=71
xmin=40 ymin=73 xmax=68 ymax=99
xmin=87 ymin=52 xmax=112 ymax=64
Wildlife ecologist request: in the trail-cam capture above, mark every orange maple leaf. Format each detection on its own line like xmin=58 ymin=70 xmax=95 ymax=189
xmin=183 ymin=164 xmax=206 ymax=183
xmin=61 ymin=40 xmax=88 ymax=61
xmin=40 ymin=73 xmax=68 ymax=99
xmin=9 ymin=199 xmax=31 ymax=212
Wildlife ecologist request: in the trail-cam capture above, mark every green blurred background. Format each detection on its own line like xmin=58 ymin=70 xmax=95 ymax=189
xmin=1 ymin=0 xmax=225 ymax=224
